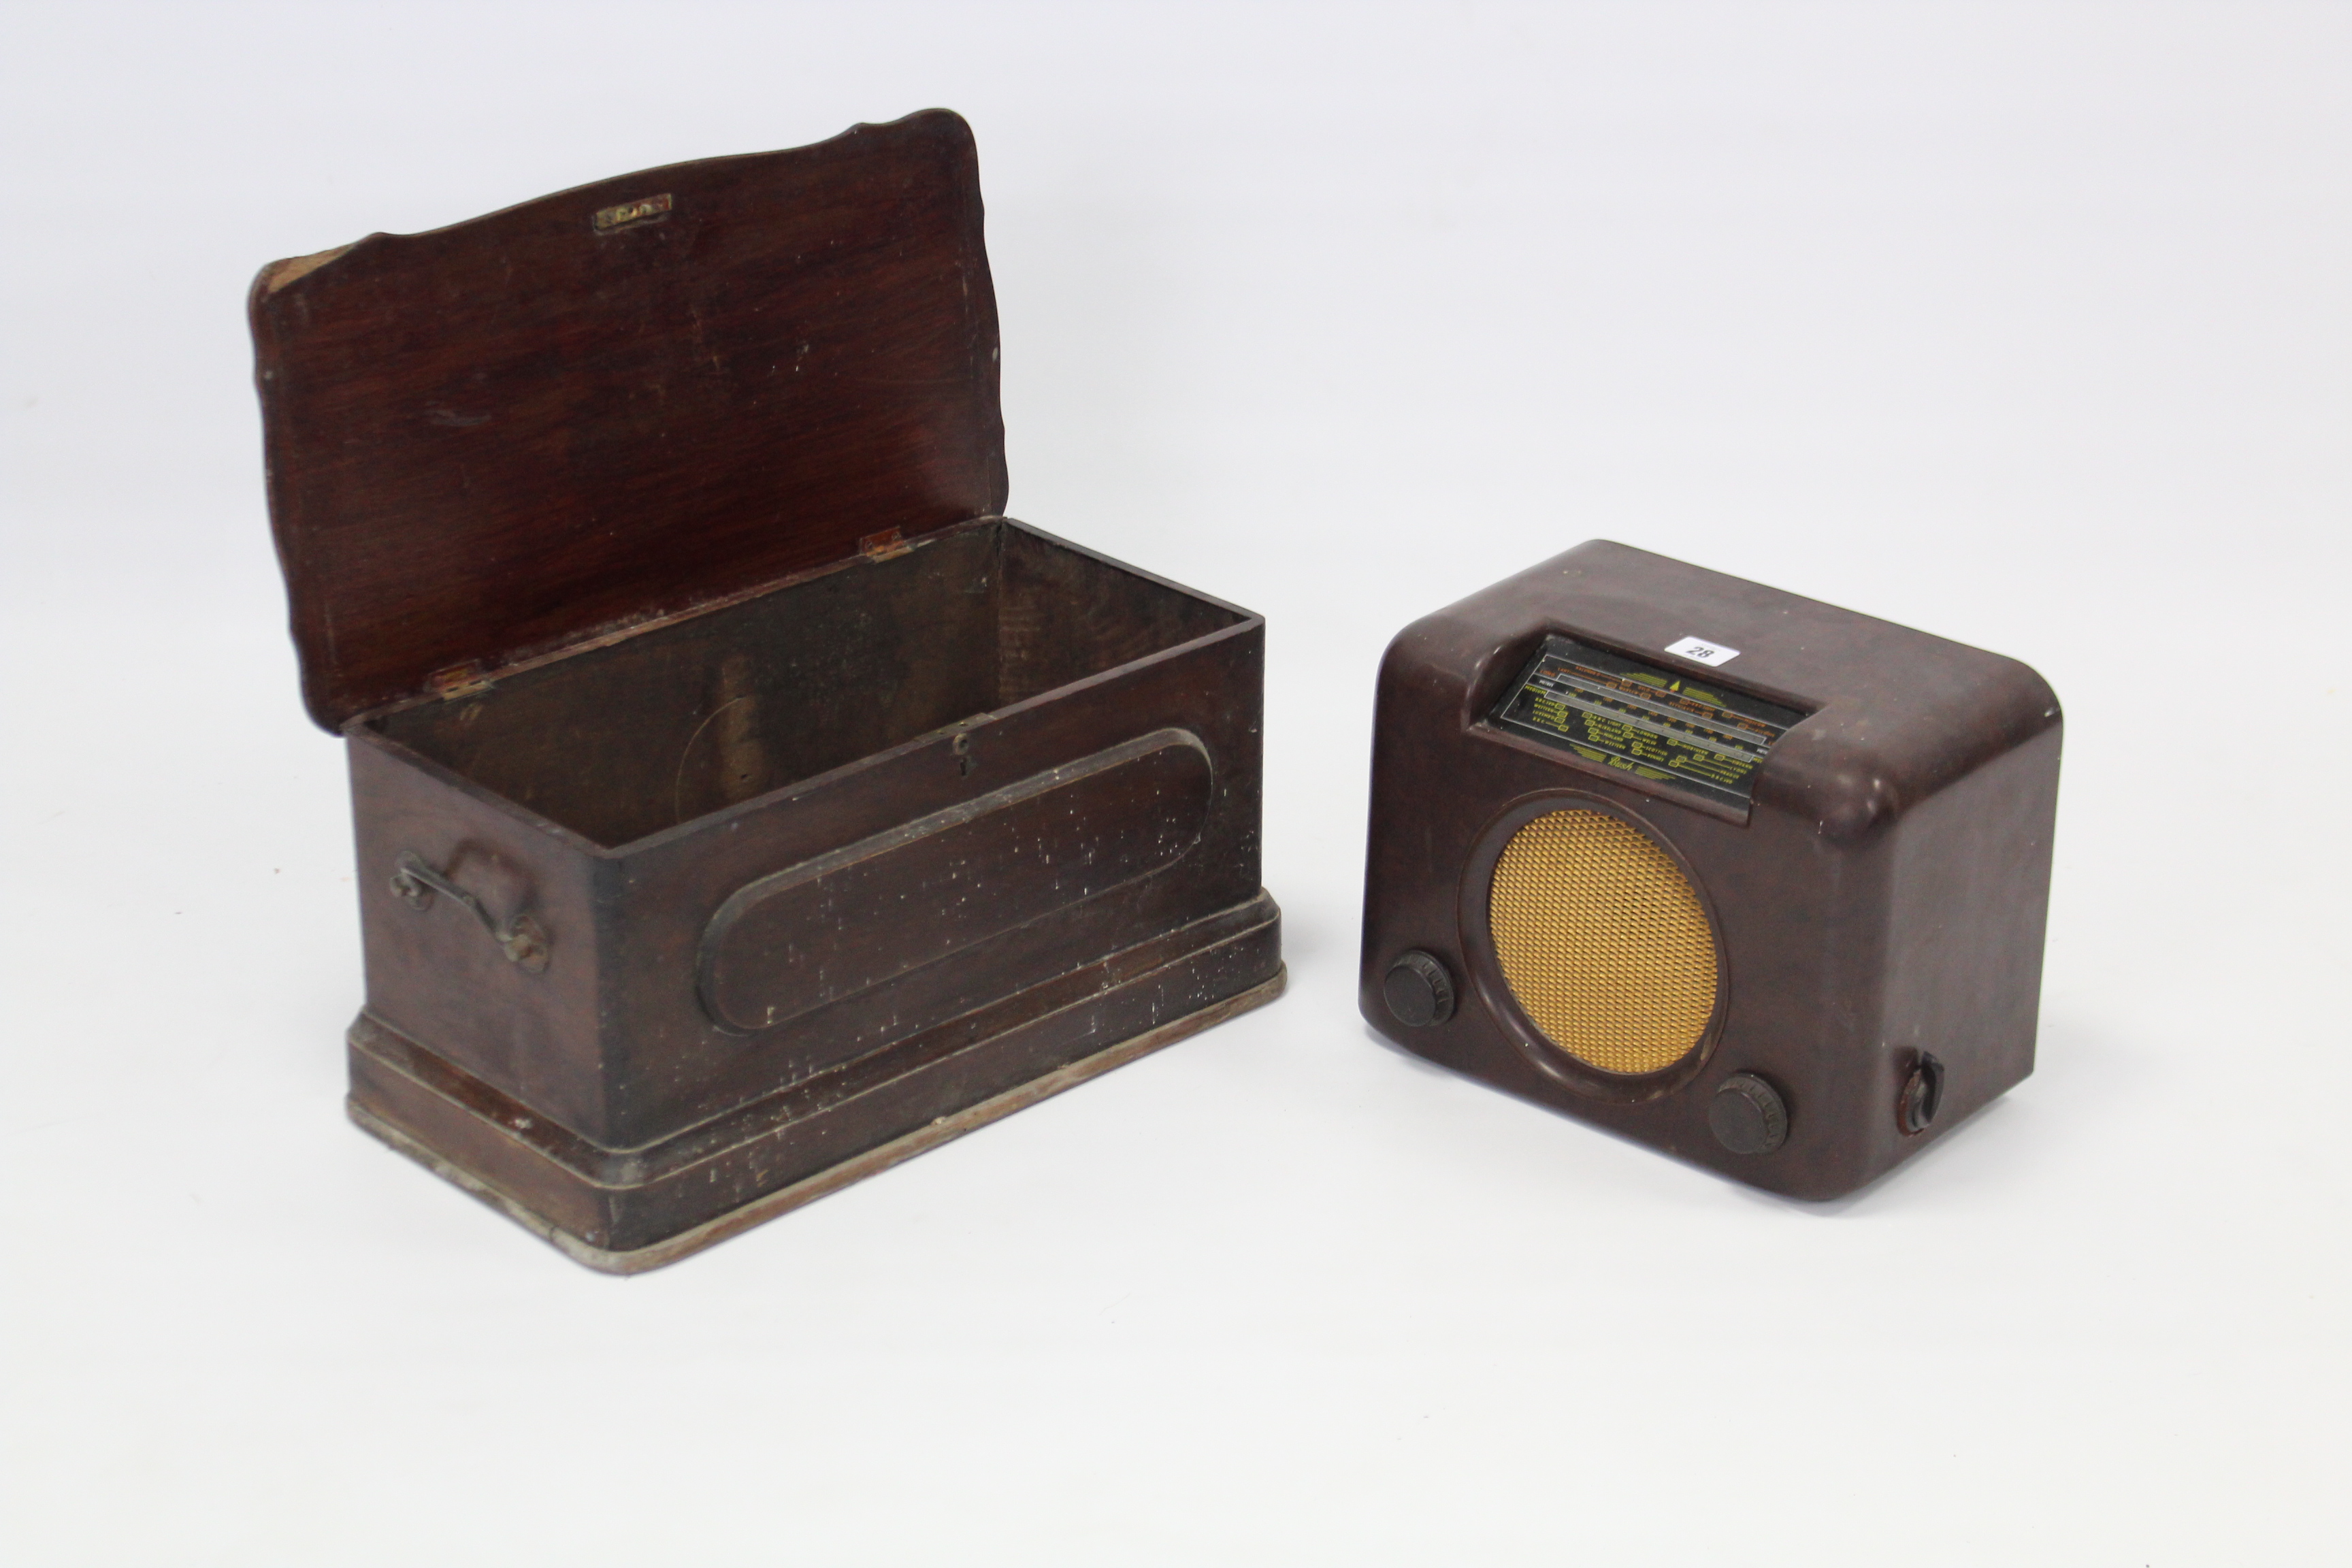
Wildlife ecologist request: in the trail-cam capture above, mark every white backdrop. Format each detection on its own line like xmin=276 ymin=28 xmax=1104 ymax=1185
xmin=5 ymin=3 xmax=2347 ymax=1563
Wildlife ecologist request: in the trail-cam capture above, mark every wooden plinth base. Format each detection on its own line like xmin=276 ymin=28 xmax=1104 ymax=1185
xmin=347 ymin=893 xmax=1283 ymax=1273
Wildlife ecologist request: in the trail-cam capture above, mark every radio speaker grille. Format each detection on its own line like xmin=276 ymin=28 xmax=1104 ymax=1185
xmin=1488 ymin=809 xmax=1718 ymax=1075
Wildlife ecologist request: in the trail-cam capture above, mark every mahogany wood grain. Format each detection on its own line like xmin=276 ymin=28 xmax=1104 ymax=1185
xmin=253 ymin=110 xmax=1006 ymax=732
xmin=255 ymin=114 xmax=1281 ymax=1269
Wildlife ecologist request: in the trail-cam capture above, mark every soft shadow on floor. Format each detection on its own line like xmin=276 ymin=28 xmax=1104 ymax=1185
xmin=1354 ymin=1016 xmax=2108 ymax=1216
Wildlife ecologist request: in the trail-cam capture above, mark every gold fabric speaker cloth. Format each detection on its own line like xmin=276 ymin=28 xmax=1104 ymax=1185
xmin=1488 ymin=809 xmax=1718 ymax=1075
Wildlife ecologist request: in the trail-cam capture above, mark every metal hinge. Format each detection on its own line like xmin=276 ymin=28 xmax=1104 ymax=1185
xmin=427 ymin=661 xmax=494 ymax=700
xmin=858 ymin=527 xmax=913 ymax=563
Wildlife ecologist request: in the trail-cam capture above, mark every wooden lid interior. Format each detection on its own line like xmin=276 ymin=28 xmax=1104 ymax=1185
xmin=252 ymin=110 xmax=1007 ymax=730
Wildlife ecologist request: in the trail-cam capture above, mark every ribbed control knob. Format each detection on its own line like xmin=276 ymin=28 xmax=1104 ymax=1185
xmin=1383 ymin=950 xmax=1456 ymax=1028
xmin=1708 ymin=1073 xmax=1788 ymax=1155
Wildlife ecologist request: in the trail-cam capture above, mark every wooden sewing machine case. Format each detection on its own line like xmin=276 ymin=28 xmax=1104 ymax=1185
xmin=250 ymin=110 xmax=1284 ymax=1272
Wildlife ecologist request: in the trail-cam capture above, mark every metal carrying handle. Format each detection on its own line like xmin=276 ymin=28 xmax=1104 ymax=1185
xmin=389 ymin=851 xmax=551 ymax=973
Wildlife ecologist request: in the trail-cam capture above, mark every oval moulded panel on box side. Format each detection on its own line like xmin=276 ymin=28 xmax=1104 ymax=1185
xmin=697 ymin=729 xmax=1214 ymax=1033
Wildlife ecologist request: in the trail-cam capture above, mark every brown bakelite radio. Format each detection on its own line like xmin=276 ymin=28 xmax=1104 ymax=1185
xmin=1360 ymin=542 xmax=2060 ymax=1198
xmin=252 ymin=112 xmax=1282 ymax=1271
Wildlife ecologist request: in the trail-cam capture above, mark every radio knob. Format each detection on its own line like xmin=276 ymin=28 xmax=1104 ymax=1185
xmin=1899 ymin=1054 xmax=1946 ymax=1134
xmin=1383 ymin=950 xmax=1456 ymax=1028
xmin=1708 ymin=1073 xmax=1788 ymax=1155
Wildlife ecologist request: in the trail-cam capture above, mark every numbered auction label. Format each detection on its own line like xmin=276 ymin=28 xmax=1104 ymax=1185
xmin=1664 ymin=634 xmax=1740 ymax=666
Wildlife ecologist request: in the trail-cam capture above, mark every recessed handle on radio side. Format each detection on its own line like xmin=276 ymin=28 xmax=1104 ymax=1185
xmin=388 ymin=851 xmax=551 ymax=973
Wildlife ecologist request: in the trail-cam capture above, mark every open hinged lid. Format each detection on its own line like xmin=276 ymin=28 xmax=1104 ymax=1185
xmin=251 ymin=110 xmax=1008 ymax=731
